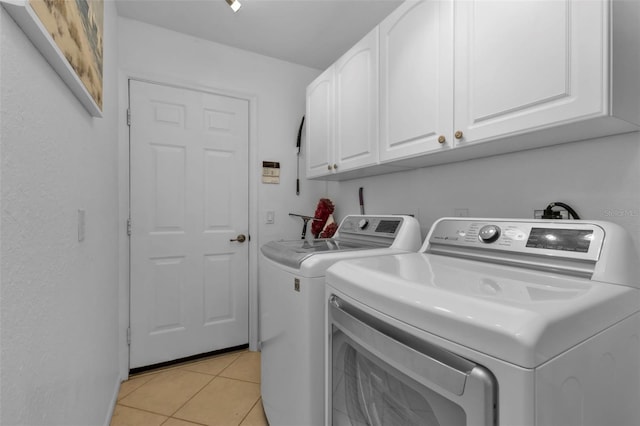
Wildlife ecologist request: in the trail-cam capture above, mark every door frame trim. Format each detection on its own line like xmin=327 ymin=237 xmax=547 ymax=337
xmin=118 ymin=71 xmax=259 ymax=380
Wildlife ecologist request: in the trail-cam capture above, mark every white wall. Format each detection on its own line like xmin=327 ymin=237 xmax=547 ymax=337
xmin=117 ymin=17 xmax=326 ymax=374
xmin=328 ymin=132 xmax=640 ymax=253
xmin=0 ymin=1 xmax=120 ymax=425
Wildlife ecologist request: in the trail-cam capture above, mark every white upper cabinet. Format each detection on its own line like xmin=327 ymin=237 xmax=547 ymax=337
xmin=307 ymin=0 xmax=639 ymax=178
xmin=453 ymin=0 xmax=631 ymax=147
xmin=306 ymin=28 xmax=379 ymax=178
xmin=306 ymin=66 xmax=334 ymax=178
xmin=334 ymin=28 xmax=379 ymax=173
xmin=379 ymin=0 xmax=453 ymax=162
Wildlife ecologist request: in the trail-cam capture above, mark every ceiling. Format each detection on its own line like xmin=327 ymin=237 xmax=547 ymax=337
xmin=115 ymin=0 xmax=405 ymax=70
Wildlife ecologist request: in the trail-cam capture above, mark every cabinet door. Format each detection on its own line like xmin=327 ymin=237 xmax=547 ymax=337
xmin=334 ymin=28 xmax=379 ymax=172
xmin=379 ymin=0 xmax=454 ymax=163
xmin=306 ymin=66 xmax=334 ymax=178
xmin=454 ymin=0 xmax=607 ymax=146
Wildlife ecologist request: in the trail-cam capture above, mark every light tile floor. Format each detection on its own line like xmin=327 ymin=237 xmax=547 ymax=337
xmin=111 ymin=350 xmax=268 ymax=426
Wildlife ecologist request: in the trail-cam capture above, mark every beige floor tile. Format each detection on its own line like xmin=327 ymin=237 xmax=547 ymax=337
xmin=173 ymin=376 xmax=261 ymax=426
xmin=240 ymin=399 xmax=269 ymax=426
xmin=110 ymin=404 xmax=167 ymax=426
xmin=180 ymin=352 xmax=242 ymax=376
xmin=219 ymin=351 xmax=261 ymax=383
xmin=119 ymin=369 xmax=214 ymax=416
xmin=117 ymin=374 xmax=158 ymax=400
xmin=162 ymin=418 xmax=205 ymax=426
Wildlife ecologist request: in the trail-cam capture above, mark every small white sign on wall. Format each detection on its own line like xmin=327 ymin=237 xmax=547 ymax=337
xmin=262 ymin=161 xmax=280 ymax=184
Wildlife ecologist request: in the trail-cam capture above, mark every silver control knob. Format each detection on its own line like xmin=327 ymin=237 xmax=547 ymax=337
xmin=358 ymin=219 xmax=369 ymax=230
xmin=478 ymin=225 xmax=501 ymax=243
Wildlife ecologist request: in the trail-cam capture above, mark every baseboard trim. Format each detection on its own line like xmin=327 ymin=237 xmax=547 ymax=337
xmin=103 ymin=374 xmax=121 ymax=426
xmin=129 ymin=343 xmax=250 ymax=376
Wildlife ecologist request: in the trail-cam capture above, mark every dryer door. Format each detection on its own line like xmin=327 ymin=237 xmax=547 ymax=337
xmin=328 ymin=295 xmax=497 ymax=426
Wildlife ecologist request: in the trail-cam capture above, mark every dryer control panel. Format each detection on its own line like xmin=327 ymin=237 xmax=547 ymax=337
xmin=424 ymin=218 xmax=640 ymax=289
xmin=426 ymin=218 xmax=605 ymax=265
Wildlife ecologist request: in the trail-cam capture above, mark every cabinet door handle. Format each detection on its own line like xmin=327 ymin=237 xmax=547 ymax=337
xmin=438 ymin=135 xmax=446 ymax=144
xmin=454 ymin=131 xmax=464 ymax=139
xmin=333 ymin=164 xmax=338 ymax=170
xmin=327 ymin=165 xmax=333 ymax=170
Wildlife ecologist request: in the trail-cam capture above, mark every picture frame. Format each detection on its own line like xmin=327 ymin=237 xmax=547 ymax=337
xmin=1 ymin=0 xmax=104 ymax=117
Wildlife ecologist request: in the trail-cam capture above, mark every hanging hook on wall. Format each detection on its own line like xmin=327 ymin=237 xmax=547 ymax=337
xmin=296 ymin=116 xmax=305 ymax=196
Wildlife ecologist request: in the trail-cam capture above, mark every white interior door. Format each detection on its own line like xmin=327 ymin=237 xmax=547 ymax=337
xmin=129 ymin=80 xmax=249 ymax=369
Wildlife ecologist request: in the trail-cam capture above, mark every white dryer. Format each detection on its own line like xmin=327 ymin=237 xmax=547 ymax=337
xmin=260 ymin=215 xmax=421 ymax=426
xmin=326 ymin=218 xmax=640 ymax=426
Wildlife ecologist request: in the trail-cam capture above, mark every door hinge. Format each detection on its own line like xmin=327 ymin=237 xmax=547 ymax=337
xmin=127 ymin=326 xmax=131 ymax=346
xmin=126 ymin=108 xmax=131 ymax=126
xmin=127 ymin=218 xmax=132 ymax=236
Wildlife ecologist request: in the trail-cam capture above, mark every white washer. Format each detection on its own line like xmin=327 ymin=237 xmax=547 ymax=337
xmin=260 ymin=215 xmax=421 ymax=426
xmin=326 ymin=218 xmax=640 ymax=426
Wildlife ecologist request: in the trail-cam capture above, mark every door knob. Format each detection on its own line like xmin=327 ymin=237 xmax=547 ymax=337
xmin=230 ymin=234 xmax=247 ymax=243
xmin=454 ymin=131 xmax=464 ymax=139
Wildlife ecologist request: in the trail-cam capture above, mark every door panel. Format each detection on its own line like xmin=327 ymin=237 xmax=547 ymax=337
xmin=379 ymin=0 xmax=454 ymax=162
xmin=455 ymin=0 xmax=606 ymax=144
xmin=335 ymin=28 xmax=378 ymax=171
xmin=148 ymin=256 xmax=185 ymax=335
xmin=151 ymin=144 xmax=186 ymax=230
xmin=306 ymin=67 xmax=334 ymax=178
xmin=129 ymin=80 xmax=249 ymax=368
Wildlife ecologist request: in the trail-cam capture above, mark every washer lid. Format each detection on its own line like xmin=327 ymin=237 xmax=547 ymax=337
xmin=326 ymin=252 xmax=640 ymax=369
xmin=261 ymin=215 xmax=422 ymax=270
xmin=261 ymin=238 xmax=381 ymax=269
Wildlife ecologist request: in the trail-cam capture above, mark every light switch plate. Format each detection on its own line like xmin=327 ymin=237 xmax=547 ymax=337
xmin=78 ymin=209 xmax=86 ymax=242
xmin=266 ymin=210 xmax=275 ymax=224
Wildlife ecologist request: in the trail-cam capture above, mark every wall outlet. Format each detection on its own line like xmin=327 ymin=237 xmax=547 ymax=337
xmin=454 ymin=208 xmax=469 ymax=217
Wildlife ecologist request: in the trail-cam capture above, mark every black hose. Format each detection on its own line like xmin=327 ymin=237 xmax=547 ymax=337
xmin=296 ymin=116 xmax=305 ymax=196
xmin=544 ymin=202 xmax=581 ymax=220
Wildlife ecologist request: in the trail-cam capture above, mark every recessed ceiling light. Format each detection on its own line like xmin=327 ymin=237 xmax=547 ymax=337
xmin=225 ymin=0 xmax=242 ymax=13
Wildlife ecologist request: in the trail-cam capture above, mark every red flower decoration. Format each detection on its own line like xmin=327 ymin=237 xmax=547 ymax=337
xmin=312 ymin=198 xmax=335 ymax=237
xmin=320 ymin=222 xmax=338 ymax=239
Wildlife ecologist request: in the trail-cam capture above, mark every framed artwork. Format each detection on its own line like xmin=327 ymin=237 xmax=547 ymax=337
xmin=2 ymin=0 xmax=104 ymax=117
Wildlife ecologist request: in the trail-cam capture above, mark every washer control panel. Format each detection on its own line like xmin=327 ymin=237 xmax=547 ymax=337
xmin=427 ymin=218 xmax=605 ymax=262
xmin=338 ymin=215 xmax=402 ymax=237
